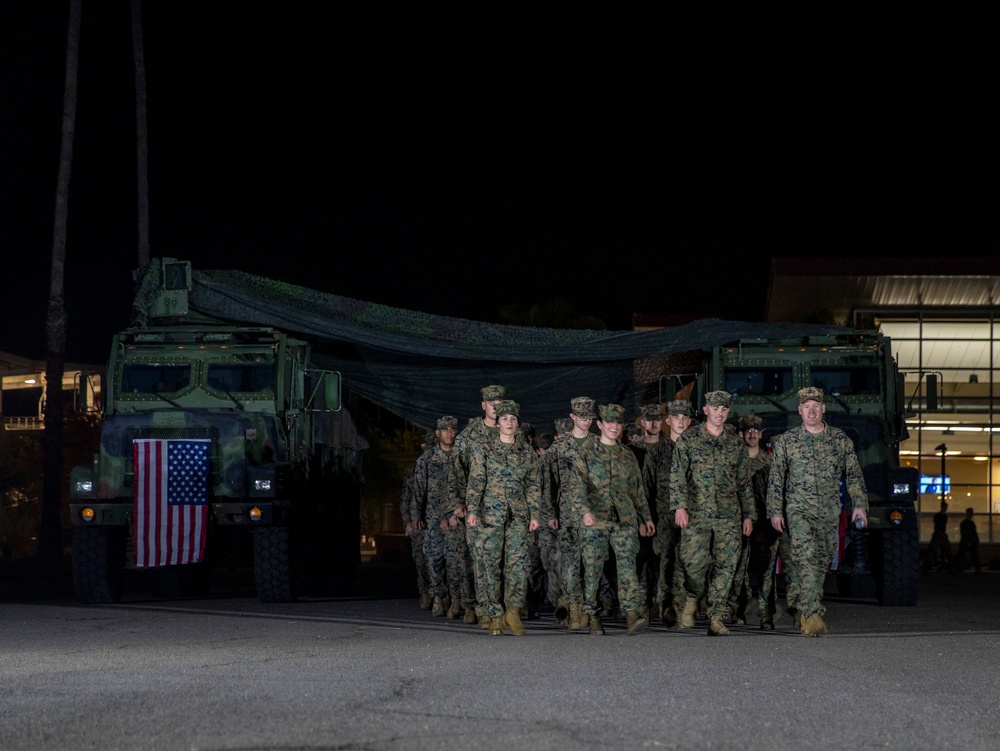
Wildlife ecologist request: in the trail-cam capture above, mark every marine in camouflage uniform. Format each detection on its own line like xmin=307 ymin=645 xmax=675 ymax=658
xmin=631 ymin=403 xmax=670 ymax=620
xmin=669 ymin=390 xmax=754 ymax=636
xmin=466 ymin=400 xmax=542 ymax=636
xmin=401 ymin=431 xmax=435 ymax=609
xmin=572 ymin=403 xmax=655 ymax=636
xmin=655 ymin=399 xmax=694 ymax=625
xmin=546 ymin=399 xmax=600 ymax=630
xmin=412 ymin=416 xmax=464 ymax=618
xmin=535 ymin=430 xmax=562 ymax=614
xmin=454 ymin=384 xmax=506 ymax=626
xmin=728 ymin=414 xmax=781 ymax=629
xmin=767 ymin=387 xmax=869 ymax=636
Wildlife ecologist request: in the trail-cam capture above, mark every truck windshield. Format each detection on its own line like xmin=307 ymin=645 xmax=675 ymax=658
xmin=206 ymin=363 xmax=275 ymax=394
xmin=121 ymin=364 xmax=192 ymax=394
xmin=811 ymin=366 xmax=880 ymax=396
xmin=724 ymin=366 xmax=793 ymax=397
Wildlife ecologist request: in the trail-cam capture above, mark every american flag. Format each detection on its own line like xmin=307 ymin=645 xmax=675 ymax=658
xmin=133 ymin=439 xmax=210 ymax=568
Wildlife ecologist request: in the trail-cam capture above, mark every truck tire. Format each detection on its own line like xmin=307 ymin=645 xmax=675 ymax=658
xmin=877 ymin=525 xmax=920 ymax=606
xmin=253 ymin=526 xmax=297 ymax=603
xmin=72 ymin=525 xmax=126 ymax=604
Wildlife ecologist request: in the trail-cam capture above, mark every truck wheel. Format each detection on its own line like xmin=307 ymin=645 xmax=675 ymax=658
xmin=877 ymin=525 xmax=920 ymax=606
xmin=253 ymin=526 xmax=297 ymax=603
xmin=72 ymin=526 xmax=126 ymax=604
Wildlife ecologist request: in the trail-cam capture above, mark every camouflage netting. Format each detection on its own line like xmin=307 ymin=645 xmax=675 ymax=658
xmin=137 ymin=261 xmax=850 ymax=432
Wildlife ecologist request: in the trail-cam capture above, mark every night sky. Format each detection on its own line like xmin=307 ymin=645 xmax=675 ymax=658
xmin=3 ymin=4 xmax=996 ymax=365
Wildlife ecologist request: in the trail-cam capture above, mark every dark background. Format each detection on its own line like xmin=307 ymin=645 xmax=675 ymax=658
xmin=2 ymin=4 xmax=996 ymax=365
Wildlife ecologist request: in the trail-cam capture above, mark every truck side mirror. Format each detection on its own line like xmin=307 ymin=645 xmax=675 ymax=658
xmin=324 ymin=371 xmax=341 ymax=411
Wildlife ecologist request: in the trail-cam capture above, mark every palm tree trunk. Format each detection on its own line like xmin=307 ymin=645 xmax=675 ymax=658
xmin=39 ymin=0 xmax=83 ymax=563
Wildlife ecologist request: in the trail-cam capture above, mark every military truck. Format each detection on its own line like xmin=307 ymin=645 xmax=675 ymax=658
xmin=69 ymin=258 xmax=364 ymax=603
xmin=660 ymin=331 xmax=920 ymax=606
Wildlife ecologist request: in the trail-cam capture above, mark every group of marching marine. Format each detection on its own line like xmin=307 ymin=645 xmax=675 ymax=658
xmin=401 ymin=382 xmax=869 ymax=637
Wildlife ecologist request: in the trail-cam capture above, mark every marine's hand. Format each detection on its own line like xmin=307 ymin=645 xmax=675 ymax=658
xmin=770 ymin=515 xmax=785 ymax=533
xmin=583 ymin=512 xmax=595 ymax=527
xmin=674 ymin=508 xmax=689 ymax=529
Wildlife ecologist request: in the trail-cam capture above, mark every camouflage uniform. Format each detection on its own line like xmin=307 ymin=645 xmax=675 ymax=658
xmin=766 ymin=402 xmax=868 ymax=620
xmin=537 ymin=447 xmax=562 ymax=609
xmin=401 ymin=443 xmax=432 ymax=606
xmin=454 ymin=385 xmax=506 ymax=618
xmin=412 ymin=418 xmax=466 ymax=614
xmin=465 ymin=406 xmax=542 ymax=618
xmin=633 ymin=404 xmax=669 ymax=616
xmin=728 ymin=427 xmax=780 ymax=624
xmin=656 ymin=400 xmax=694 ymax=619
xmin=669 ymin=412 xmax=754 ymax=622
xmin=547 ymin=400 xmax=600 ymax=616
xmin=571 ymin=405 xmax=652 ymax=620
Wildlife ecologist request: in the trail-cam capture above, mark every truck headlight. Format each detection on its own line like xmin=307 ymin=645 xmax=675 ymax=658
xmin=892 ymin=482 xmax=911 ymax=497
xmin=254 ymin=479 xmax=272 ymax=492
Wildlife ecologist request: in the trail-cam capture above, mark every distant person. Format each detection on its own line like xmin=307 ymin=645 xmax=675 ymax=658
xmin=401 ymin=430 xmax=436 ymax=609
xmin=925 ymin=500 xmax=953 ymax=573
xmin=956 ymin=507 xmax=983 ymax=574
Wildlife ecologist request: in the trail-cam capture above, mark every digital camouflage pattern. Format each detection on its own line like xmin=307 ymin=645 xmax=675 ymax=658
xmin=571 ymin=438 xmax=651 ymax=616
xmin=413 ymin=444 xmax=461 ymax=599
xmin=766 ymin=423 xmax=868 ymax=618
xmin=400 ymin=460 xmax=429 ymax=597
xmin=466 ymin=433 xmax=542 ymax=617
xmin=729 ymin=449 xmax=780 ymax=620
xmin=545 ymin=432 xmax=600 ymax=604
xmin=454 ymin=414 xmax=500 ymax=615
xmin=669 ymin=422 xmax=754 ymax=619
xmin=637 ymin=437 xmax=669 ymax=611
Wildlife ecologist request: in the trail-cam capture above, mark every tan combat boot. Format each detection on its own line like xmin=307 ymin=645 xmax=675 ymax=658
xmin=626 ymin=611 xmax=649 ymax=636
xmin=488 ymin=616 xmax=505 ymax=636
xmin=446 ymin=597 xmax=461 ymax=619
xmin=463 ymin=608 xmax=478 ymax=624
xmin=505 ymin=606 xmax=526 ymax=636
xmin=478 ymin=614 xmax=490 ymax=630
xmin=708 ymin=617 xmax=731 ymax=636
xmin=589 ymin=613 xmax=605 ymax=636
xmin=431 ymin=595 xmax=445 ymax=617
xmin=554 ymin=599 xmax=569 ymax=624
xmin=568 ymin=602 xmax=584 ymax=630
xmin=679 ymin=598 xmax=698 ymax=629
xmin=419 ymin=593 xmax=432 ymax=609
xmin=800 ymin=613 xmax=827 ymax=637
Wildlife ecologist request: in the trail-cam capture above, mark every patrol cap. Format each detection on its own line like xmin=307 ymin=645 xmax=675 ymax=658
xmin=666 ymin=399 xmax=694 ymax=416
xmin=798 ymin=386 xmax=824 ymax=404
xmin=494 ymin=399 xmax=520 ymax=418
xmin=481 ymin=384 xmax=506 ymax=401
xmin=554 ymin=417 xmax=573 ymax=434
xmin=598 ymin=403 xmax=625 ymax=423
xmin=704 ymin=390 xmax=732 ymax=407
xmin=570 ymin=396 xmax=597 ymax=419
xmin=436 ymin=415 xmax=458 ymax=430
xmin=640 ymin=403 xmax=663 ymax=422
xmin=739 ymin=414 xmax=763 ymax=432
xmin=624 ymin=422 xmax=642 ymax=439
